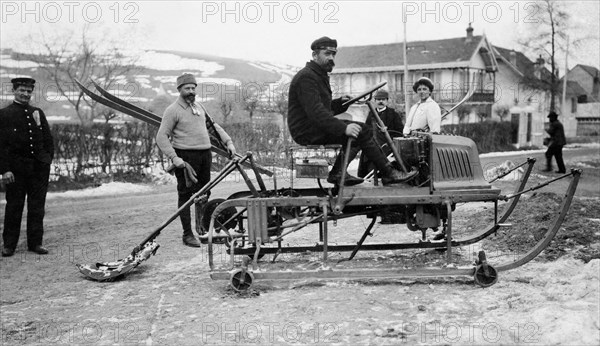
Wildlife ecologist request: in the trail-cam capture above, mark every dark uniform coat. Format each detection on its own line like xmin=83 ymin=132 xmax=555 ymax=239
xmin=287 ymin=61 xmax=349 ymax=144
xmin=0 ymin=101 xmax=54 ymax=250
xmin=545 ymin=118 xmax=566 ymax=173
xmin=357 ymin=107 xmax=404 ymax=177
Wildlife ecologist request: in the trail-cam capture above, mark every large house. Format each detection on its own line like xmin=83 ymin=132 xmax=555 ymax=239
xmin=560 ymin=64 xmax=600 ymax=137
xmin=331 ymin=24 xmax=552 ymax=147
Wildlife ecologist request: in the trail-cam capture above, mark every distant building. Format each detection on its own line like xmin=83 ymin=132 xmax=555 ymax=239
xmin=560 ymin=64 xmax=600 ymax=137
xmin=331 ymin=24 xmax=552 ymax=147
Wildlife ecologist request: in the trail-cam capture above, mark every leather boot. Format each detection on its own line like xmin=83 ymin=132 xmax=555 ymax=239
xmin=327 ymin=145 xmax=363 ymax=186
xmin=327 ymin=171 xmax=364 ymax=186
xmin=381 ymin=165 xmax=419 ymax=185
xmin=182 ymin=231 xmax=201 ymax=247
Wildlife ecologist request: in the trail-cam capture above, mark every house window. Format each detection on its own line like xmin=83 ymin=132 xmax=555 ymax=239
xmin=422 ymin=72 xmax=434 ymax=82
xmin=365 ymin=73 xmax=378 ymax=87
xmin=571 ymin=98 xmax=577 ymax=113
xmin=511 ymin=113 xmax=519 ymax=143
xmin=394 ymin=73 xmax=404 ymax=92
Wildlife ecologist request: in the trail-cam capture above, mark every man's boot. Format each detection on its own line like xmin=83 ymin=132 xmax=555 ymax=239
xmin=380 ymin=165 xmax=419 ymax=185
xmin=327 ymin=145 xmax=363 ymax=186
xmin=182 ymin=230 xmax=201 ymax=247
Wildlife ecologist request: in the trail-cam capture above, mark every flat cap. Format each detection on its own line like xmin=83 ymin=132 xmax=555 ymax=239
xmin=11 ymin=77 xmax=36 ymax=88
xmin=547 ymin=111 xmax=559 ymax=118
xmin=176 ymin=73 xmax=197 ymax=89
xmin=311 ymin=36 xmax=337 ymax=51
xmin=374 ymin=90 xmax=389 ymax=99
xmin=413 ymin=76 xmax=434 ymax=92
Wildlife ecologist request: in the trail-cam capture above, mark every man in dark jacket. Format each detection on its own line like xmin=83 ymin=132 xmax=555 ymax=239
xmin=543 ymin=111 xmax=567 ymax=173
xmin=288 ymin=36 xmax=416 ymax=186
xmin=1 ymin=77 xmax=54 ymax=257
xmin=357 ymin=89 xmax=404 ymax=178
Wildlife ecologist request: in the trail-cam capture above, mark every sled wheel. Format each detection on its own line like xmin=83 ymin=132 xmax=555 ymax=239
xmin=200 ymin=198 xmax=238 ymax=235
xmin=230 ymin=268 xmax=254 ymax=292
xmin=474 ymin=251 xmax=498 ymax=287
xmin=474 ymin=264 xmax=498 ymax=287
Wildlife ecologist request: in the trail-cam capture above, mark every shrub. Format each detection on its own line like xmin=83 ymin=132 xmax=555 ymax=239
xmin=442 ymin=121 xmax=517 ymax=154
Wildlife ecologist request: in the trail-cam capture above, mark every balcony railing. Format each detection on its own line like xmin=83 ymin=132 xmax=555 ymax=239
xmin=393 ymin=88 xmax=494 ymax=104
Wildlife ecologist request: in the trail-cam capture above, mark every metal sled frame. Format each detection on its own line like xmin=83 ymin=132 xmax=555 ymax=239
xmin=208 ymin=164 xmax=581 ymax=290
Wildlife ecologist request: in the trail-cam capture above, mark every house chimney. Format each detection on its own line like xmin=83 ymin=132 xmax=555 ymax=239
xmin=534 ymin=55 xmax=545 ymax=79
xmin=593 ymin=72 xmax=600 ymax=100
xmin=509 ymin=50 xmax=517 ymax=66
xmin=466 ymin=23 xmax=474 ymax=43
xmin=536 ymin=55 xmax=545 ymax=66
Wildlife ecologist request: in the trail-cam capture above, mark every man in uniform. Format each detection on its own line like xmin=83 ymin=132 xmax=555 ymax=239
xmin=1 ymin=77 xmax=54 ymax=257
xmin=156 ymin=73 xmax=236 ymax=247
xmin=288 ymin=36 xmax=416 ymax=186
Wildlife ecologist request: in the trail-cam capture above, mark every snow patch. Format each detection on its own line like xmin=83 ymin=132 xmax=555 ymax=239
xmin=48 ymin=182 xmax=152 ymax=199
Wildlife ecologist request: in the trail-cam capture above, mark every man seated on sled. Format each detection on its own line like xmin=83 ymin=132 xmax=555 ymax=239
xmin=288 ymin=36 xmax=418 ymax=186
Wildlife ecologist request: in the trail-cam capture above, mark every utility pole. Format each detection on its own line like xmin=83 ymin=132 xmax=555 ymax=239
xmin=561 ymin=35 xmax=569 ymax=117
xmin=403 ymin=19 xmax=410 ymax=118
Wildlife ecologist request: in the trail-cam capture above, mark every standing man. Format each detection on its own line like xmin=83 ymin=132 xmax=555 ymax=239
xmin=288 ymin=36 xmax=417 ymax=186
xmin=403 ymin=77 xmax=442 ymax=135
xmin=1 ymin=77 xmax=54 ymax=257
xmin=543 ymin=111 xmax=567 ymax=173
xmin=156 ymin=73 xmax=236 ymax=247
xmin=357 ymin=89 xmax=404 ymax=178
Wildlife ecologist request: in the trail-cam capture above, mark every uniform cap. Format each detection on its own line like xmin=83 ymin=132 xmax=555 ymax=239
xmin=11 ymin=77 xmax=36 ymax=88
xmin=311 ymin=36 xmax=337 ymax=51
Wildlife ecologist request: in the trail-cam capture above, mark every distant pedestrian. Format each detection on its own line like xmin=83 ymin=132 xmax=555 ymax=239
xmin=543 ymin=111 xmax=567 ymax=173
xmin=1 ymin=77 xmax=54 ymax=257
xmin=156 ymin=73 xmax=236 ymax=247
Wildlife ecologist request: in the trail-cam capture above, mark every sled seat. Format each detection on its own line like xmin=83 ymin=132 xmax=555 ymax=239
xmin=289 ymin=145 xmax=342 ymax=179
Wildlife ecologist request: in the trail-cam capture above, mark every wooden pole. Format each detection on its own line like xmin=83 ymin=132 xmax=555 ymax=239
xmin=403 ymin=19 xmax=410 ymax=117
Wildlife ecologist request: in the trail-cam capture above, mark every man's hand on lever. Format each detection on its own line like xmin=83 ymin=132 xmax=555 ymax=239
xmin=345 ymin=123 xmax=361 ymax=138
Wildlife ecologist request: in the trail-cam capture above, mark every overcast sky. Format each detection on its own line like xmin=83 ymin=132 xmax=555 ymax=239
xmin=1 ymin=1 xmax=598 ymax=69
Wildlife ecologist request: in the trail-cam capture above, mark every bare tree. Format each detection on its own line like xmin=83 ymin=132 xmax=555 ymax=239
xmin=28 ymin=25 xmax=138 ymax=125
xmin=518 ymin=0 xmax=591 ymax=112
xmin=242 ymin=94 xmax=259 ymax=122
xmin=241 ymin=82 xmax=261 ymax=122
xmin=25 ymin=25 xmax=138 ymax=176
xmin=494 ymin=104 xmax=511 ymax=122
xmin=455 ymin=104 xmax=471 ymax=124
xmin=219 ymin=98 xmax=235 ymax=123
xmin=272 ymin=89 xmax=289 ymax=144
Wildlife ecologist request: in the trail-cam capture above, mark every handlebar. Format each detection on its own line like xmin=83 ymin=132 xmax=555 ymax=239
xmin=342 ymin=81 xmax=387 ymax=107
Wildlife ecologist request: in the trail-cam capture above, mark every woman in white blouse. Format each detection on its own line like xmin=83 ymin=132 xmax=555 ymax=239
xmin=403 ymin=77 xmax=441 ymax=135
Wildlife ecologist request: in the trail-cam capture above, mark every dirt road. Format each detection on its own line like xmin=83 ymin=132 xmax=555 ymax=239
xmin=1 ymin=149 xmax=598 ymax=345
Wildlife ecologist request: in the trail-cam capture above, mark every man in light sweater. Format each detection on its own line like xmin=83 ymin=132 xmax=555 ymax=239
xmin=156 ymin=73 xmax=236 ymax=247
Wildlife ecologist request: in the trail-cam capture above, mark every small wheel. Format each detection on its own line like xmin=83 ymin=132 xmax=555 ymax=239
xmin=474 ymin=264 xmax=498 ymax=287
xmin=230 ymin=269 xmax=254 ymax=292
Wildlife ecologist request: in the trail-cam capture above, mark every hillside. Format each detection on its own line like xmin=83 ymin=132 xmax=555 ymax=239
xmin=0 ymin=48 xmax=298 ymax=122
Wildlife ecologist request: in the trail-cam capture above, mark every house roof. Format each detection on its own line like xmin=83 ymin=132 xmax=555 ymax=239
xmin=562 ymin=80 xmax=588 ymax=97
xmin=333 ymin=35 xmax=486 ymax=72
xmin=493 ymin=46 xmax=552 ymax=80
xmin=575 ymin=64 xmax=600 ymax=78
